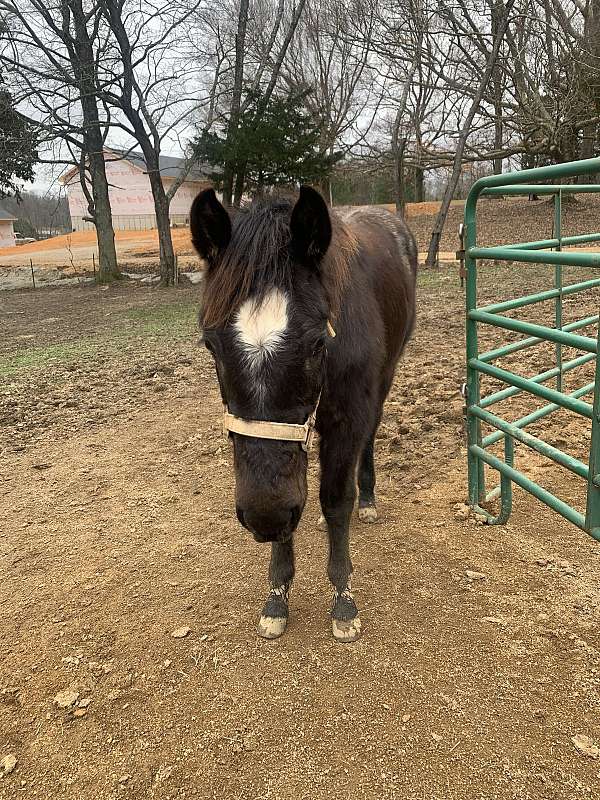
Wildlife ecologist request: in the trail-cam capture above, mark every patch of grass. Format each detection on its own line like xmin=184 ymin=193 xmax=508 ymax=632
xmin=417 ymin=265 xmax=459 ymax=290
xmin=120 ymin=302 xmax=198 ymax=336
xmin=0 ymin=301 xmax=200 ymax=377
xmin=0 ymin=338 xmax=110 ymax=376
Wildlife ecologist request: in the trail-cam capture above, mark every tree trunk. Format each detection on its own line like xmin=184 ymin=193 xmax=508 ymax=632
xmin=223 ymin=0 xmax=306 ymax=205
xmin=390 ymin=56 xmax=419 ymax=218
xmin=221 ymin=164 xmax=235 ymax=208
xmin=493 ymin=123 xmax=504 ymax=175
xmin=147 ymin=166 xmax=175 ymax=286
xmin=313 ymin=176 xmax=329 ymax=202
xmin=394 ymin=137 xmax=407 ymax=217
xmin=581 ymin=0 xmax=600 ymax=181
xmin=69 ymin=0 xmax=119 ymax=283
xmin=97 ymin=1 xmax=176 ymax=284
xmin=491 ymin=0 xmax=504 ymax=175
xmin=413 ymin=164 xmax=425 ymax=203
xmin=425 ymin=0 xmax=515 ymax=268
xmin=222 ymin=0 xmax=250 ymax=206
xmin=88 ymin=150 xmax=119 ymax=282
xmin=233 ymin=162 xmax=246 ymax=207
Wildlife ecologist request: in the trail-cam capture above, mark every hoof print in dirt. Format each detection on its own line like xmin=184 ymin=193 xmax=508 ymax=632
xmin=358 ymin=504 xmax=378 ymax=524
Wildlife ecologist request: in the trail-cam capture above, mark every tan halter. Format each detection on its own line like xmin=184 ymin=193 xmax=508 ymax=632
xmin=223 ymin=398 xmax=320 ymax=452
xmin=222 ymin=321 xmax=335 ymax=452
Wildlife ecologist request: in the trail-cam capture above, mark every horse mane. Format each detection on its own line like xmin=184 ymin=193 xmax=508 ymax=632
xmin=201 ymin=197 xmax=356 ymax=329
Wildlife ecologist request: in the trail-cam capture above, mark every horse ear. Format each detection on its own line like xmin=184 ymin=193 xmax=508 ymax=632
xmin=290 ymin=186 xmax=332 ymax=263
xmin=190 ymin=188 xmax=231 ymax=264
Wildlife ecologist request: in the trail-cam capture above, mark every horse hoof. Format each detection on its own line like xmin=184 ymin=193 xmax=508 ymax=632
xmin=257 ymin=615 xmax=287 ymax=639
xmin=358 ymin=504 xmax=378 ymax=523
xmin=332 ymin=616 xmax=362 ymax=642
xmin=258 ymin=584 xmax=290 ymax=639
xmin=317 ymin=514 xmax=327 ymax=530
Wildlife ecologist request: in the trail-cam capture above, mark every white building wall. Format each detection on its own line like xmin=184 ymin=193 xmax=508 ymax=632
xmin=66 ymin=154 xmax=210 ymax=231
xmin=0 ymin=220 xmax=15 ymax=247
xmin=162 ymin=178 xmax=204 ymax=216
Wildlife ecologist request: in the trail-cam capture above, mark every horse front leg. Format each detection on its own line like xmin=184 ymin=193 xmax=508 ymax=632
xmin=319 ymin=434 xmax=362 ymax=642
xmin=257 ymin=540 xmax=295 ymax=640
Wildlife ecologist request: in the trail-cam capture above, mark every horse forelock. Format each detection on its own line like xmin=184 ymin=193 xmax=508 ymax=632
xmin=200 ymin=197 xmax=354 ymax=330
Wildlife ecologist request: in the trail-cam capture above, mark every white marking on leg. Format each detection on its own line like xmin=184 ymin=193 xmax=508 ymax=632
xmin=257 ymin=583 xmax=289 ymax=640
xmin=332 ymin=616 xmax=362 ymax=642
xmin=257 ymin=615 xmax=288 ymax=639
xmin=358 ymin=505 xmax=378 ymax=524
xmin=331 ymin=579 xmax=361 ymax=641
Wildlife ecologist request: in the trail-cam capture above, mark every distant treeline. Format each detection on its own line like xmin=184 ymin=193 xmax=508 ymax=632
xmin=3 ymin=192 xmax=71 ymax=238
xmin=331 ymin=159 xmax=495 ymax=207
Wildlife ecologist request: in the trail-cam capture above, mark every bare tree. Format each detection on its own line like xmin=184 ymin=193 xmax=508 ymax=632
xmin=576 ymin=0 xmax=600 ymax=179
xmin=281 ymin=0 xmax=378 ymax=199
xmin=99 ymin=0 xmax=206 ymax=285
xmin=197 ymin=0 xmax=309 ymax=207
xmin=220 ymin=0 xmax=249 ymax=206
xmin=425 ymin=0 xmax=516 ymax=267
xmin=0 ymin=0 xmax=120 ymax=282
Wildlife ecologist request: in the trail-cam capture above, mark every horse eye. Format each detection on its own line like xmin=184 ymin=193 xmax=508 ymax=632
xmin=204 ymin=339 xmax=214 ymax=354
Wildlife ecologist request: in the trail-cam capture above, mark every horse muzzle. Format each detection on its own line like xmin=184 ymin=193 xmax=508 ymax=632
xmin=236 ymin=504 xmax=302 ymax=543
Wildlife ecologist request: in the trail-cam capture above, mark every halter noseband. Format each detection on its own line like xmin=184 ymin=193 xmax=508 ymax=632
xmin=221 ymin=321 xmax=335 ymax=452
xmin=223 ymin=397 xmax=320 ymax=452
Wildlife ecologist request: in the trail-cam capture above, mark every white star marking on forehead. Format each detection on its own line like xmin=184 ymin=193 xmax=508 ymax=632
xmin=234 ymin=287 xmax=288 ymax=370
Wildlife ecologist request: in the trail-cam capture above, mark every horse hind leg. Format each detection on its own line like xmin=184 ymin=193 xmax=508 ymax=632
xmin=357 ymin=434 xmax=378 ymax=523
xmin=319 ymin=422 xmax=378 ymax=527
xmin=358 ymin=377 xmax=394 ymax=523
xmin=257 ymin=540 xmax=294 ymax=640
xmin=320 ymin=437 xmax=362 ymax=643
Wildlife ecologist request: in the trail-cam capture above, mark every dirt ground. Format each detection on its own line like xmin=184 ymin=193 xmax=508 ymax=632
xmin=0 ymin=201 xmax=459 ymax=272
xmin=0 ymin=228 xmax=197 ymax=274
xmin=5 ymin=194 xmax=600 ymax=276
xmin=3 ymin=194 xmax=600 ymax=284
xmin=1 ymin=249 xmax=600 ymax=797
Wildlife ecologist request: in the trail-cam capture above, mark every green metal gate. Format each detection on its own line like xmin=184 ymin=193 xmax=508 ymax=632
xmin=464 ymin=157 xmax=600 ymax=540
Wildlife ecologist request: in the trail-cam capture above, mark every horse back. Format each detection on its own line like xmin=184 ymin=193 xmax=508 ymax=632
xmin=341 ymin=207 xmax=417 ymax=366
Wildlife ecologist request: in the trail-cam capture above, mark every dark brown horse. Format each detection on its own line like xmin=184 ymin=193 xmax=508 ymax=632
xmin=190 ymin=187 xmax=417 ymax=641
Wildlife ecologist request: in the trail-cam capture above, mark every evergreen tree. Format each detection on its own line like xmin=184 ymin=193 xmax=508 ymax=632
xmin=196 ymin=90 xmax=340 ymax=200
xmin=0 ymin=76 xmax=37 ymax=198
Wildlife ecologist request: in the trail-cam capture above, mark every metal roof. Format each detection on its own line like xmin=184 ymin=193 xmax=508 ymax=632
xmin=107 ymin=148 xmax=216 ymax=181
xmin=0 ymin=204 xmax=17 ymax=221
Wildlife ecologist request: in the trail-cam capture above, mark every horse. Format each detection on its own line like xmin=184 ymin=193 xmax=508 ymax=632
xmin=190 ymin=186 xmax=417 ymax=642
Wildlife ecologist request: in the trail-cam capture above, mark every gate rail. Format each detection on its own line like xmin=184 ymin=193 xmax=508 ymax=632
xmin=465 ymin=157 xmax=600 ymax=540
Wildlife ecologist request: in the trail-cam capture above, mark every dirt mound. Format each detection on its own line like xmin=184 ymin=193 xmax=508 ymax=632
xmin=0 ymin=228 xmax=193 ymax=259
